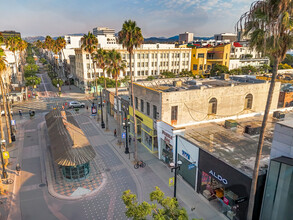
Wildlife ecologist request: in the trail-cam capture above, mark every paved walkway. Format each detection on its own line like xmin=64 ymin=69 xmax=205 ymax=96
xmin=79 ymin=100 xmax=227 ymax=220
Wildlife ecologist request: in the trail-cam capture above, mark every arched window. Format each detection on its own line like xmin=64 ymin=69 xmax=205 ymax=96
xmin=245 ymin=94 xmax=253 ymax=109
xmin=208 ymin=98 xmax=217 ymax=115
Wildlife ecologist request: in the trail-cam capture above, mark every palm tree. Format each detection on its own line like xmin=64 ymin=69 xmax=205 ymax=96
xmin=5 ymin=36 xmax=21 ymax=81
xmin=55 ymin=37 xmax=67 ymax=79
xmin=0 ymin=49 xmax=12 ymax=144
xmin=44 ymin=36 xmax=54 ymax=65
xmin=96 ymin=49 xmax=110 ymax=130
xmin=237 ymin=1 xmax=293 ymax=219
xmin=106 ymin=49 xmax=126 ymax=144
xmin=118 ymin=20 xmax=144 ymax=161
xmin=18 ymin=39 xmax=28 ymax=82
xmin=81 ymin=32 xmax=98 ymax=95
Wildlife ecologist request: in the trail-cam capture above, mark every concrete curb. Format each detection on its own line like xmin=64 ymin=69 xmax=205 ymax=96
xmin=39 ymin=121 xmax=107 ymax=201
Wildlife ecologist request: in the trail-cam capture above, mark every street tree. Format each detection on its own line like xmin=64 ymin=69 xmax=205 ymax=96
xmin=118 ymin=20 xmax=144 ymax=161
xmin=106 ymin=49 xmax=126 ymax=145
xmin=161 ymin=71 xmax=176 ymax=78
xmin=25 ymin=76 xmax=41 ymax=87
xmin=5 ymin=36 xmax=21 ymax=75
xmin=210 ymin=64 xmax=229 ymax=76
xmin=122 ymin=187 xmax=200 ymax=220
xmin=179 ymin=70 xmax=193 ymax=77
xmin=95 ymin=49 xmax=110 ymax=130
xmin=17 ymin=39 xmax=28 ymax=80
xmin=237 ymin=0 xmax=293 ymax=219
xmin=55 ymin=37 xmax=67 ymax=78
xmin=81 ymin=32 xmax=98 ymax=94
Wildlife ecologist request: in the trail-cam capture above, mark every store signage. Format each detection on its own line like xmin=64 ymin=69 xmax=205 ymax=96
xmin=223 ymin=197 xmax=229 ymax=205
xmin=162 ymin=130 xmax=173 ymax=145
xmin=122 ymin=132 xmax=126 ymax=139
xmin=235 ymin=197 xmax=248 ymax=204
xmin=3 ymin=151 xmax=9 ymax=159
xmin=188 ymin=164 xmax=196 ymax=170
xmin=209 ymin=170 xmax=228 ymax=185
xmin=182 ymin=150 xmax=190 ymax=160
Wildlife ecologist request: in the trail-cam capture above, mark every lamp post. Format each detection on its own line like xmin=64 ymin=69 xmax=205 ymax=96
xmin=170 ymin=135 xmax=182 ymax=199
xmin=0 ymin=140 xmax=8 ymax=179
xmin=123 ymin=110 xmax=130 ymax=154
xmin=100 ymin=88 xmax=105 ymax=128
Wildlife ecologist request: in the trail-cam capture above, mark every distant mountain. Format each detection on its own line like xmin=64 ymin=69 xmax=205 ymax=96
xmin=144 ymin=35 xmax=214 ymax=43
xmin=23 ymin=36 xmax=45 ymax=43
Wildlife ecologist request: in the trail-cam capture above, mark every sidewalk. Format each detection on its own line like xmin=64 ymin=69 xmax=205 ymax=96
xmin=83 ymin=108 xmax=227 ymax=220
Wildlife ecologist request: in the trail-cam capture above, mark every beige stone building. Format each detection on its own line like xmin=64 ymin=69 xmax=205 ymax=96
xmin=129 ymin=76 xmax=281 ymax=153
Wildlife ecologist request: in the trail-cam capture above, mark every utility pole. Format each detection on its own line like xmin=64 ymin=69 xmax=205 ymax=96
xmin=124 ymin=110 xmax=129 ymax=154
xmin=170 ymin=135 xmax=182 ymax=199
xmin=100 ymin=89 xmax=105 ymax=128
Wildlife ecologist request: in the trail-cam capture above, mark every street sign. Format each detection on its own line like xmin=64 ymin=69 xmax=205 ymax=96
xmin=122 ymin=132 xmax=126 ymax=139
xmin=3 ymin=151 xmax=9 ymax=159
xmin=188 ymin=164 xmax=196 ymax=170
xmin=11 ymin=120 xmax=16 ymax=126
xmin=169 ymin=177 xmax=174 ymax=187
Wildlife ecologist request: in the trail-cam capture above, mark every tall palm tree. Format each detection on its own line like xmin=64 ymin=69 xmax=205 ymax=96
xmin=44 ymin=36 xmax=54 ymax=65
xmin=81 ymin=32 xmax=98 ymax=95
xmin=55 ymin=37 xmax=67 ymax=79
xmin=0 ymin=49 xmax=12 ymax=144
xmin=106 ymin=49 xmax=126 ymax=144
xmin=237 ymin=1 xmax=293 ymax=219
xmin=118 ymin=20 xmax=144 ymax=161
xmin=5 ymin=36 xmax=21 ymax=81
xmin=18 ymin=39 xmax=28 ymax=82
xmin=96 ymin=48 xmax=110 ymax=130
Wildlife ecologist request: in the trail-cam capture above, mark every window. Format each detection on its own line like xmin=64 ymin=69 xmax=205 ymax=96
xmin=199 ymin=64 xmax=203 ymax=70
xmin=152 ymin=54 xmax=154 ymax=58
xmin=153 ymin=105 xmax=157 ymax=119
xmin=141 ymin=99 xmax=144 ymax=112
xmin=142 ymin=54 xmax=145 ymax=59
xmin=147 ymin=102 xmax=150 ymax=115
xmin=87 ymin=64 xmax=90 ymax=69
xmin=245 ymin=94 xmax=253 ymax=109
xmin=208 ymin=98 xmax=217 ymax=115
xmin=135 ymin=97 xmax=138 ymax=109
xmin=193 ymin=54 xmax=195 ymax=57
xmin=226 ymin=53 xmax=228 ymax=59
xmin=152 ymin=62 xmax=154 ymax=67
xmin=171 ymin=106 xmax=178 ymax=121
xmin=86 ymin=54 xmax=90 ymax=59
xmin=198 ymin=53 xmax=204 ymax=58
xmin=145 ymin=62 xmax=148 ymax=67
xmin=138 ymin=54 xmax=141 ymax=59
xmin=146 ymin=54 xmax=149 ymax=59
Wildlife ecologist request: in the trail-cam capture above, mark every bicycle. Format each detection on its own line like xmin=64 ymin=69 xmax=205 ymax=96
xmin=134 ymin=160 xmax=146 ymax=169
xmin=2 ymin=178 xmax=14 ymax=184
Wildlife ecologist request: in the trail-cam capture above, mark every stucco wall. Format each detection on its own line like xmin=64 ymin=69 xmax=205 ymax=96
xmin=161 ymin=81 xmax=281 ymax=126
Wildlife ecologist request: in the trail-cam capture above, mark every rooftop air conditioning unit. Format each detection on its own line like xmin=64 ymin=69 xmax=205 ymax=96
xmin=225 ymin=120 xmax=237 ymax=129
xmin=244 ymin=125 xmax=261 ymax=135
xmin=273 ymin=111 xmax=285 ymax=119
xmin=173 ymin=80 xmax=182 ymax=87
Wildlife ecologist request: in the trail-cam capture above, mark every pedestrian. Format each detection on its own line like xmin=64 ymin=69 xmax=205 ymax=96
xmin=16 ymin=163 xmax=21 ymax=175
xmin=129 ymin=135 xmax=132 ymax=144
xmin=19 ymin=110 xmax=22 ymax=117
xmin=114 ymin=129 xmax=117 ymax=137
xmin=86 ymin=105 xmax=89 ymax=110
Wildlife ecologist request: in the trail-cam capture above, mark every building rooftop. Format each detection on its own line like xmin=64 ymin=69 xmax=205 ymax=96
xmin=135 ymin=76 xmax=266 ymax=93
xmin=183 ymin=111 xmax=293 ymax=177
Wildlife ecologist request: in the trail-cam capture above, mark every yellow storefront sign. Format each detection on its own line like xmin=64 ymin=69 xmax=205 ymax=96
xmin=3 ymin=151 xmax=10 ymax=159
xmin=129 ymin=106 xmax=153 ymax=129
xmin=169 ymin=177 xmax=174 ymax=187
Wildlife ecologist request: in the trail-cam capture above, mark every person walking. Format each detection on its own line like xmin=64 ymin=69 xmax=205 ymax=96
xmin=19 ymin=110 xmax=22 ymax=117
xmin=16 ymin=163 xmax=21 ymax=175
xmin=114 ymin=129 xmax=117 ymax=137
xmin=129 ymin=135 xmax=132 ymax=145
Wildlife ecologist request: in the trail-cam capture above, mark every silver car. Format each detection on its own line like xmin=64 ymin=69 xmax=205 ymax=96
xmin=69 ymin=101 xmax=85 ymax=108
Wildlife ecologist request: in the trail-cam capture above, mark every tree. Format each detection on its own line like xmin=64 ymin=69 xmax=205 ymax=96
xmin=81 ymin=32 xmax=98 ymax=94
xmin=161 ymin=71 xmax=176 ymax=78
xmin=106 ymin=49 xmax=126 ymax=144
xmin=5 ymin=36 xmax=21 ymax=77
xmin=281 ymin=54 xmax=293 ymax=66
xmin=17 ymin=39 xmax=28 ymax=81
xmin=25 ymin=76 xmax=41 ymax=87
xmin=51 ymin=78 xmax=64 ymax=88
xmin=179 ymin=70 xmax=193 ymax=77
xmin=24 ymin=64 xmax=39 ymax=77
xmin=237 ymin=1 xmax=293 ymax=219
xmin=118 ymin=20 xmax=144 ymax=161
xmin=210 ymin=64 xmax=229 ymax=76
xmin=122 ymin=187 xmax=199 ymax=220
xmin=95 ymin=49 xmax=110 ymax=129
xmin=229 ymin=68 xmax=242 ymax=75
xmin=241 ymin=65 xmax=258 ymax=75
xmin=278 ymin=63 xmax=292 ymax=69
xmin=146 ymin=76 xmax=155 ymax=81
xmin=55 ymin=37 xmax=67 ymax=78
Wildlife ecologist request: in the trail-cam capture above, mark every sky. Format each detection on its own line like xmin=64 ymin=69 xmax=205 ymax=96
xmin=0 ymin=0 xmax=254 ymax=38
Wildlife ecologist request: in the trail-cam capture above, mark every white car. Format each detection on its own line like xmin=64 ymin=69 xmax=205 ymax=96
xmin=69 ymin=101 xmax=85 ymax=108
xmin=1 ymin=110 xmax=13 ymax=116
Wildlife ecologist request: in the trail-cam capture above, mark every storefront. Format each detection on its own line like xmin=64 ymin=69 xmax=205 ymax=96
xmin=198 ymin=149 xmax=251 ymax=220
xmin=177 ymin=135 xmax=199 ymax=189
xmin=129 ymin=106 xmax=158 ymax=153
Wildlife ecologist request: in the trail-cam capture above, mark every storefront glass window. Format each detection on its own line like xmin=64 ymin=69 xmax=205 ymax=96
xmin=161 ymin=140 xmax=173 ymax=164
xmin=143 ymin=132 xmax=153 ymax=151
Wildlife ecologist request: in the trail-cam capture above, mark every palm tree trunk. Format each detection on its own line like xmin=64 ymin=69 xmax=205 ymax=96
xmin=115 ymin=76 xmax=122 ymax=144
xmin=103 ymin=70 xmax=109 ymax=131
xmin=0 ymin=104 xmax=4 ymax=194
xmin=13 ymin=52 xmax=18 ymax=83
xmin=130 ymin=53 xmax=138 ymax=161
xmin=0 ymin=78 xmax=12 ymax=144
xmin=247 ymin=58 xmax=280 ymax=220
xmin=92 ymin=59 xmax=99 ymax=122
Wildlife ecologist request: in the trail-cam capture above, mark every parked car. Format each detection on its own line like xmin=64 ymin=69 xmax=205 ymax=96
xmin=1 ymin=110 xmax=13 ymax=116
xmin=69 ymin=101 xmax=85 ymax=108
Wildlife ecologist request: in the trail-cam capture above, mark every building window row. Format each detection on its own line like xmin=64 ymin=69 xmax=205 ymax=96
xmin=135 ymin=97 xmax=158 ymax=120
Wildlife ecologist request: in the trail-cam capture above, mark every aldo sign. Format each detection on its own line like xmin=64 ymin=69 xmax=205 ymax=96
xmin=209 ymin=170 xmax=228 ymax=185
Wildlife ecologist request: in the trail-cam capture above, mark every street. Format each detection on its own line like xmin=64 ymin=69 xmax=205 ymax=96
xmin=4 ymin=62 xmax=226 ymax=220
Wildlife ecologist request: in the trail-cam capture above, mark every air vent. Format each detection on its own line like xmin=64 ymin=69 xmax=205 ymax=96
xmin=244 ymin=125 xmax=261 ymax=135
xmin=273 ymin=111 xmax=285 ymax=119
xmin=225 ymin=120 xmax=237 ymax=129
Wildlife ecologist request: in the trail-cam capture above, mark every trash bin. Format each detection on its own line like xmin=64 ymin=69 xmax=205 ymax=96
xmin=11 ymin=134 xmax=16 ymax=142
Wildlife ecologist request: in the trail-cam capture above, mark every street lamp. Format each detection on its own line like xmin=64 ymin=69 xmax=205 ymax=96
xmin=170 ymin=160 xmax=182 ymax=199
xmin=122 ymin=110 xmax=130 ymax=154
xmin=99 ymin=88 xmax=105 ymax=129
